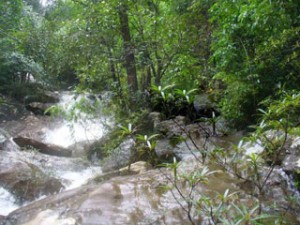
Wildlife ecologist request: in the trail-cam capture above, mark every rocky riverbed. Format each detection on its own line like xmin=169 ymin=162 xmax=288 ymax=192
xmin=0 ymin=91 xmax=300 ymax=225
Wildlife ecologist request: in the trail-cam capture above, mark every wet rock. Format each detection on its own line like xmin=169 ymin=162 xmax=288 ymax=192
xmin=86 ymin=93 xmax=102 ymax=102
xmin=87 ymin=133 xmax=119 ymax=160
xmin=148 ymin=112 xmax=162 ymax=129
xmin=260 ymin=167 xmax=300 ymax=212
xmin=193 ymin=94 xmax=219 ymax=118
xmin=2 ymin=158 xmax=246 ymax=225
xmin=68 ymin=141 xmax=92 ymax=158
xmin=101 ymin=138 xmax=135 ymax=172
xmin=155 ymin=139 xmax=177 ymax=159
xmin=43 ymin=91 xmax=60 ymax=103
xmin=0 ymin=96 xmax=29 ymax=123
xmin=24 ymin=91 xmax=59 ymax=105
xmin=214 ymin=117 xmax=232 ymax=135
xmin=69 ymin=138 xmax=110 ymax=158
xmin=0 ymin=139 xmax=20 ymax=152
xmin=283 ymin=136 xmax=300 ymax=173
xmin=0 ymin=130 xmax=7 ymax=145
xmin=25 ymin=102 xmax=54 ymax=116
xmin=0 ymin=151 xmax=63 ymax=203
xmin=154 ymin=121 xmax=221 ymax=161
xmin=0 ymin=216 xmax=5 ymax=224
xmin=236 ymin=163 xmax=300 ymax=219
xmin=156 ymin=136 xmax=216 ymax=162
xmin=155 ymin=116 xmax=221 ymax=139
xmin=13 ymin=137 xmax=72 ymax=157
xmin=91 ymin=161 xmax=152 ymax=184
xmin=119 ymin=161 xmax=151 ymax=174
xmin=242 ymin=140 xmax=264 ymax=155
xmin=282 ymin=136 xmax=300 ymax=191
xmin=22 ymin=209 xmax=76 ymax=225
xmin=245 ymin=132 xmax=300 ymax=180
xmin=0 ymin=115 xmax=48 ymax=142
xmin=156 ymin=116 xmax=188 ymax=137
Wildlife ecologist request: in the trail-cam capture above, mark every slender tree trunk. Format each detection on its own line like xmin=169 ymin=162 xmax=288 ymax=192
xmin=107 ymin=47 xmax=117 ymax=82
xmin=155 ymin=62 xmax=162 ymax=85
xmin=146 ymin=66 xmax=152 ymax=88
xmin=141 ymin=66 xmax=152 ymax=91
xmin=141 ymin=48 xmax=152 ymax=90
xmin=118 ymin=3 xmax=138 ymax=93
xmin=20 ymin=72 xmax=26 ymax=83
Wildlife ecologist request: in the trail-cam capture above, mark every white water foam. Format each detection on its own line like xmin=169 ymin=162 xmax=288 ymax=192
xmin=45 ymin=119 xmax=105 ymax=148
xmin=278 ymin=168 xmax=300 ymax=200
xmin=243 ymin=140 xmax=264 ymax=155
xmin=57 ymin=166 xmax=102 ymax=190
xmin=16 ymin=150 xmax=103 ymax=190
xmin=0 ymin=187 xmax=19 ymax=216
xmin=0 ymin=91 xmax=109 ymax=216
xmin=44 ymin=92 xmax=111 ymax=148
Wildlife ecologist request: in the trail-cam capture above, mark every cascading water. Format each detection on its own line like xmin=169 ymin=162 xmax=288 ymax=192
xmin=278 ymin=168 xmax=300 ymax=199
xmin=40 ymin=0 xmax=54 ymax=7
xmin=44 ymin=92 xmax=110 ymax=148
xmin=0 ymin=188 xmax=19 ymax=216
xmin=0 ymin=91 xmax=111 ymax=217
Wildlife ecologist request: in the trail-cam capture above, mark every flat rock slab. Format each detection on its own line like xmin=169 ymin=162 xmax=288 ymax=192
xmin=25 ymin=102 xmax=54 ymax=116
xmin=13 ymin=137 xmax=72 ymax=157
xmin=2 ymin=158 xmax=243 ymax=225
xmin=0 ymin=151 xmax=63 ymax=203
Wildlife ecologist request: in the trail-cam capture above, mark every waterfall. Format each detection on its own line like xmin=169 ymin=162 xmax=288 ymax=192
xmin=44 ymin=91 xmax=111 ymax=148
xmin=0 ymin=188 xmax=19 ymax=216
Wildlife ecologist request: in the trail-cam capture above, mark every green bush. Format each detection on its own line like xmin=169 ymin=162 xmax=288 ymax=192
xmin=0 ymin=52 xmax=44 ymax=86
xmin=150 ymin=85 xmax=199 ymax=120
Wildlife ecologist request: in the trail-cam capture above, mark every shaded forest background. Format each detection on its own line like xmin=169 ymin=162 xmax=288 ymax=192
xmin=1 ymin=0 xmax=300 ymax=127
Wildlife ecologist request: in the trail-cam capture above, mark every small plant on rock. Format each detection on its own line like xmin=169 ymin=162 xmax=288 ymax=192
xmin=136 ymin=134 xmax=160 ymax=166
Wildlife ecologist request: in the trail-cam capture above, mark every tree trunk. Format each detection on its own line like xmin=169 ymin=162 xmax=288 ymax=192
xmin=107 ymin=47 xmax=117 ymax=82
xmin=154 ymin=61 xmax=162 ymax=85
xmin=141 ymin=66 xmax=152 ymax=91
xmin=118 ymin=3 xmax=138 ymax=93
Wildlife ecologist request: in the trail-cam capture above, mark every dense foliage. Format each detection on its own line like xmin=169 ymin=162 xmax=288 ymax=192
xmin=1 ymin=1 xmax=300 ymax=223
xmin=211 ymin=0 xmax=300 ymax=126
xmin=0 ymin=0 xmax=299 ymax=126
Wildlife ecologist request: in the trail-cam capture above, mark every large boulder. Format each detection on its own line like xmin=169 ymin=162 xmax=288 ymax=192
xmin=2 ymin=154 xmax=299 ymax=225
xmin=0 ymin=151 xmax=63 ymax=203
xmin=2 ymin=158 xmax=244 ymax=225
xmin=0 ymin=216 xmax=5 ymax=224
xmin=43 ymin=91 xmax=60 ymax=103
xmin=0 ymin=115 xmax=48 ymax=141
xmin=0 ymin=128 xmax=8 ymax=145
xmin=13 ymin=137 xmax=72 ymax=157
xmin=156 ymin=116 xmax=188 ymax=138
xmin=0 ymin=139 xmax=20 ymax=152
xmin=193 ymin=94 xmax=219 ymax=118
xmin=91 ymin=161 xmax=152 ymax=184
xmin=283 ymin=136 xmax=300 ymax=173
xmin=154 ymin=119 xmax=233 ymax=161
xmin=68 ymin=141 xmax=92 ymax=158
xmin=155 ymin=116 xmax=224 ymax=139
xmin=0 ymin=95 xmax=29 ymax=123
xmin=24 ymin=91 xmax=59 ymax=105
xmin=23 ymin=91 xmax=59 ymax=115
xmin=282 ymin=136 xmax=300 ymax=190
xmin=101 ymin=138 xmax=135 ymax=172
xmin=155 ymin=135 xmax=220 ymax=161
xmin=148 ymin=112 xmax=162 ymax=129
xmin=242 ymin=132 xmax=300 ymax=190
xmin=25 ymin=102 xmax=54 ymax=116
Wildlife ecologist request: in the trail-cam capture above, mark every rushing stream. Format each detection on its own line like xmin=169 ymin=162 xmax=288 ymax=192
xmin=0 ymin=91 xmax=300 ymax=224
xmin=0 ymin=188 xmax=18 ymax=216
xmin=0 ymin=91 xmax=110 ymax=216
xmin=44 ymin=92 xmax=109 ymax=148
